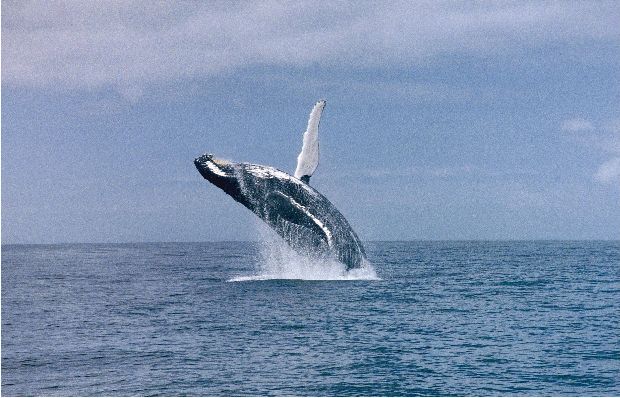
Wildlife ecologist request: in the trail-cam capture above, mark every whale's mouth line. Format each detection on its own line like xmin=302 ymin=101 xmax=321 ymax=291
xmin=195 ymin=153 xmax=235 ymax=179
xmin=205 ymin=161 xmax=228 ymax=177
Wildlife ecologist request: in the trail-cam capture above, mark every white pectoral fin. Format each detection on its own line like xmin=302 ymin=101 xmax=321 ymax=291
xmin=294 ymin=100 xmax=326 ymax=182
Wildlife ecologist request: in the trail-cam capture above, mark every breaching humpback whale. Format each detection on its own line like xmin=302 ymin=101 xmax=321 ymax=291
xmin=194 ymin=101 xmax=366 ymax=270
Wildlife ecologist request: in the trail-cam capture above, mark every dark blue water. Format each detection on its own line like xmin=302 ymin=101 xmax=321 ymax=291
xmin=2 ymin=241 xmax=619 ymax=396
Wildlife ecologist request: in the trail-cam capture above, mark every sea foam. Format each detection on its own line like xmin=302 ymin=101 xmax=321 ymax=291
xmin=228 ymin=223 xmax=379 ymax=282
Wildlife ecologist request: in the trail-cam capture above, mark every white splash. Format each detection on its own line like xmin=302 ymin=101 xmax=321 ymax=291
xmin=228 ymin=223 xmax=379 ymax=282
xmin=294 ymin=100 xmax=325 ymax=180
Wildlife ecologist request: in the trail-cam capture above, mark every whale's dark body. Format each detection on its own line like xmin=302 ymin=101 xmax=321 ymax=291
xmin=194 ymin=154 xmax=366 ymax=270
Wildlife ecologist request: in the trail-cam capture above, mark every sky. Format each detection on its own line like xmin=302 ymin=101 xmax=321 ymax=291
xmin=2 ymin=1 xmax=620 ymax=243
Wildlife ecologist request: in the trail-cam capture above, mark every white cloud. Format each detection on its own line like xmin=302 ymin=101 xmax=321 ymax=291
xmin=3 ymin=1 xmax=619 ymax=91
xmin=561 ymin=118 xmax=594 ymax=133
xmin=595 ymin=157 xmax=620 ymax=184
xmin=560 ymin=117 xmax=620 ymax=184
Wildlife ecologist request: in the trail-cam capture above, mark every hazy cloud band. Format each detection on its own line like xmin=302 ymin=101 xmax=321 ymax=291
xmin=3 ymin=1 xmax=620 ymax=90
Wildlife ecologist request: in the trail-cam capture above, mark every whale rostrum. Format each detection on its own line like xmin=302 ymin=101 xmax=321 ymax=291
xmin=194 ymin=154 xmax=366 ymax=270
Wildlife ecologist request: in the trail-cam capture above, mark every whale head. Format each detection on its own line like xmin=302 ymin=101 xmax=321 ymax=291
xmin=194 ymin=154 xmax=241 ymax=195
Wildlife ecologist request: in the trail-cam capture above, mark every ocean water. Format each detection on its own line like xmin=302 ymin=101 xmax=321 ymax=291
xmin=2 ymin=241 xmax=619 ymax=396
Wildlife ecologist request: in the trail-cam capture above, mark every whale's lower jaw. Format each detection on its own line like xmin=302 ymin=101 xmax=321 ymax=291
xmin=195 ymin=159 xmax=366 ymax=270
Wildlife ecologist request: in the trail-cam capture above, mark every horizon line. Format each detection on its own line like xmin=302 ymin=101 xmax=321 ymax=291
xmin=2 ymin=239 xmax=620 ymax=246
